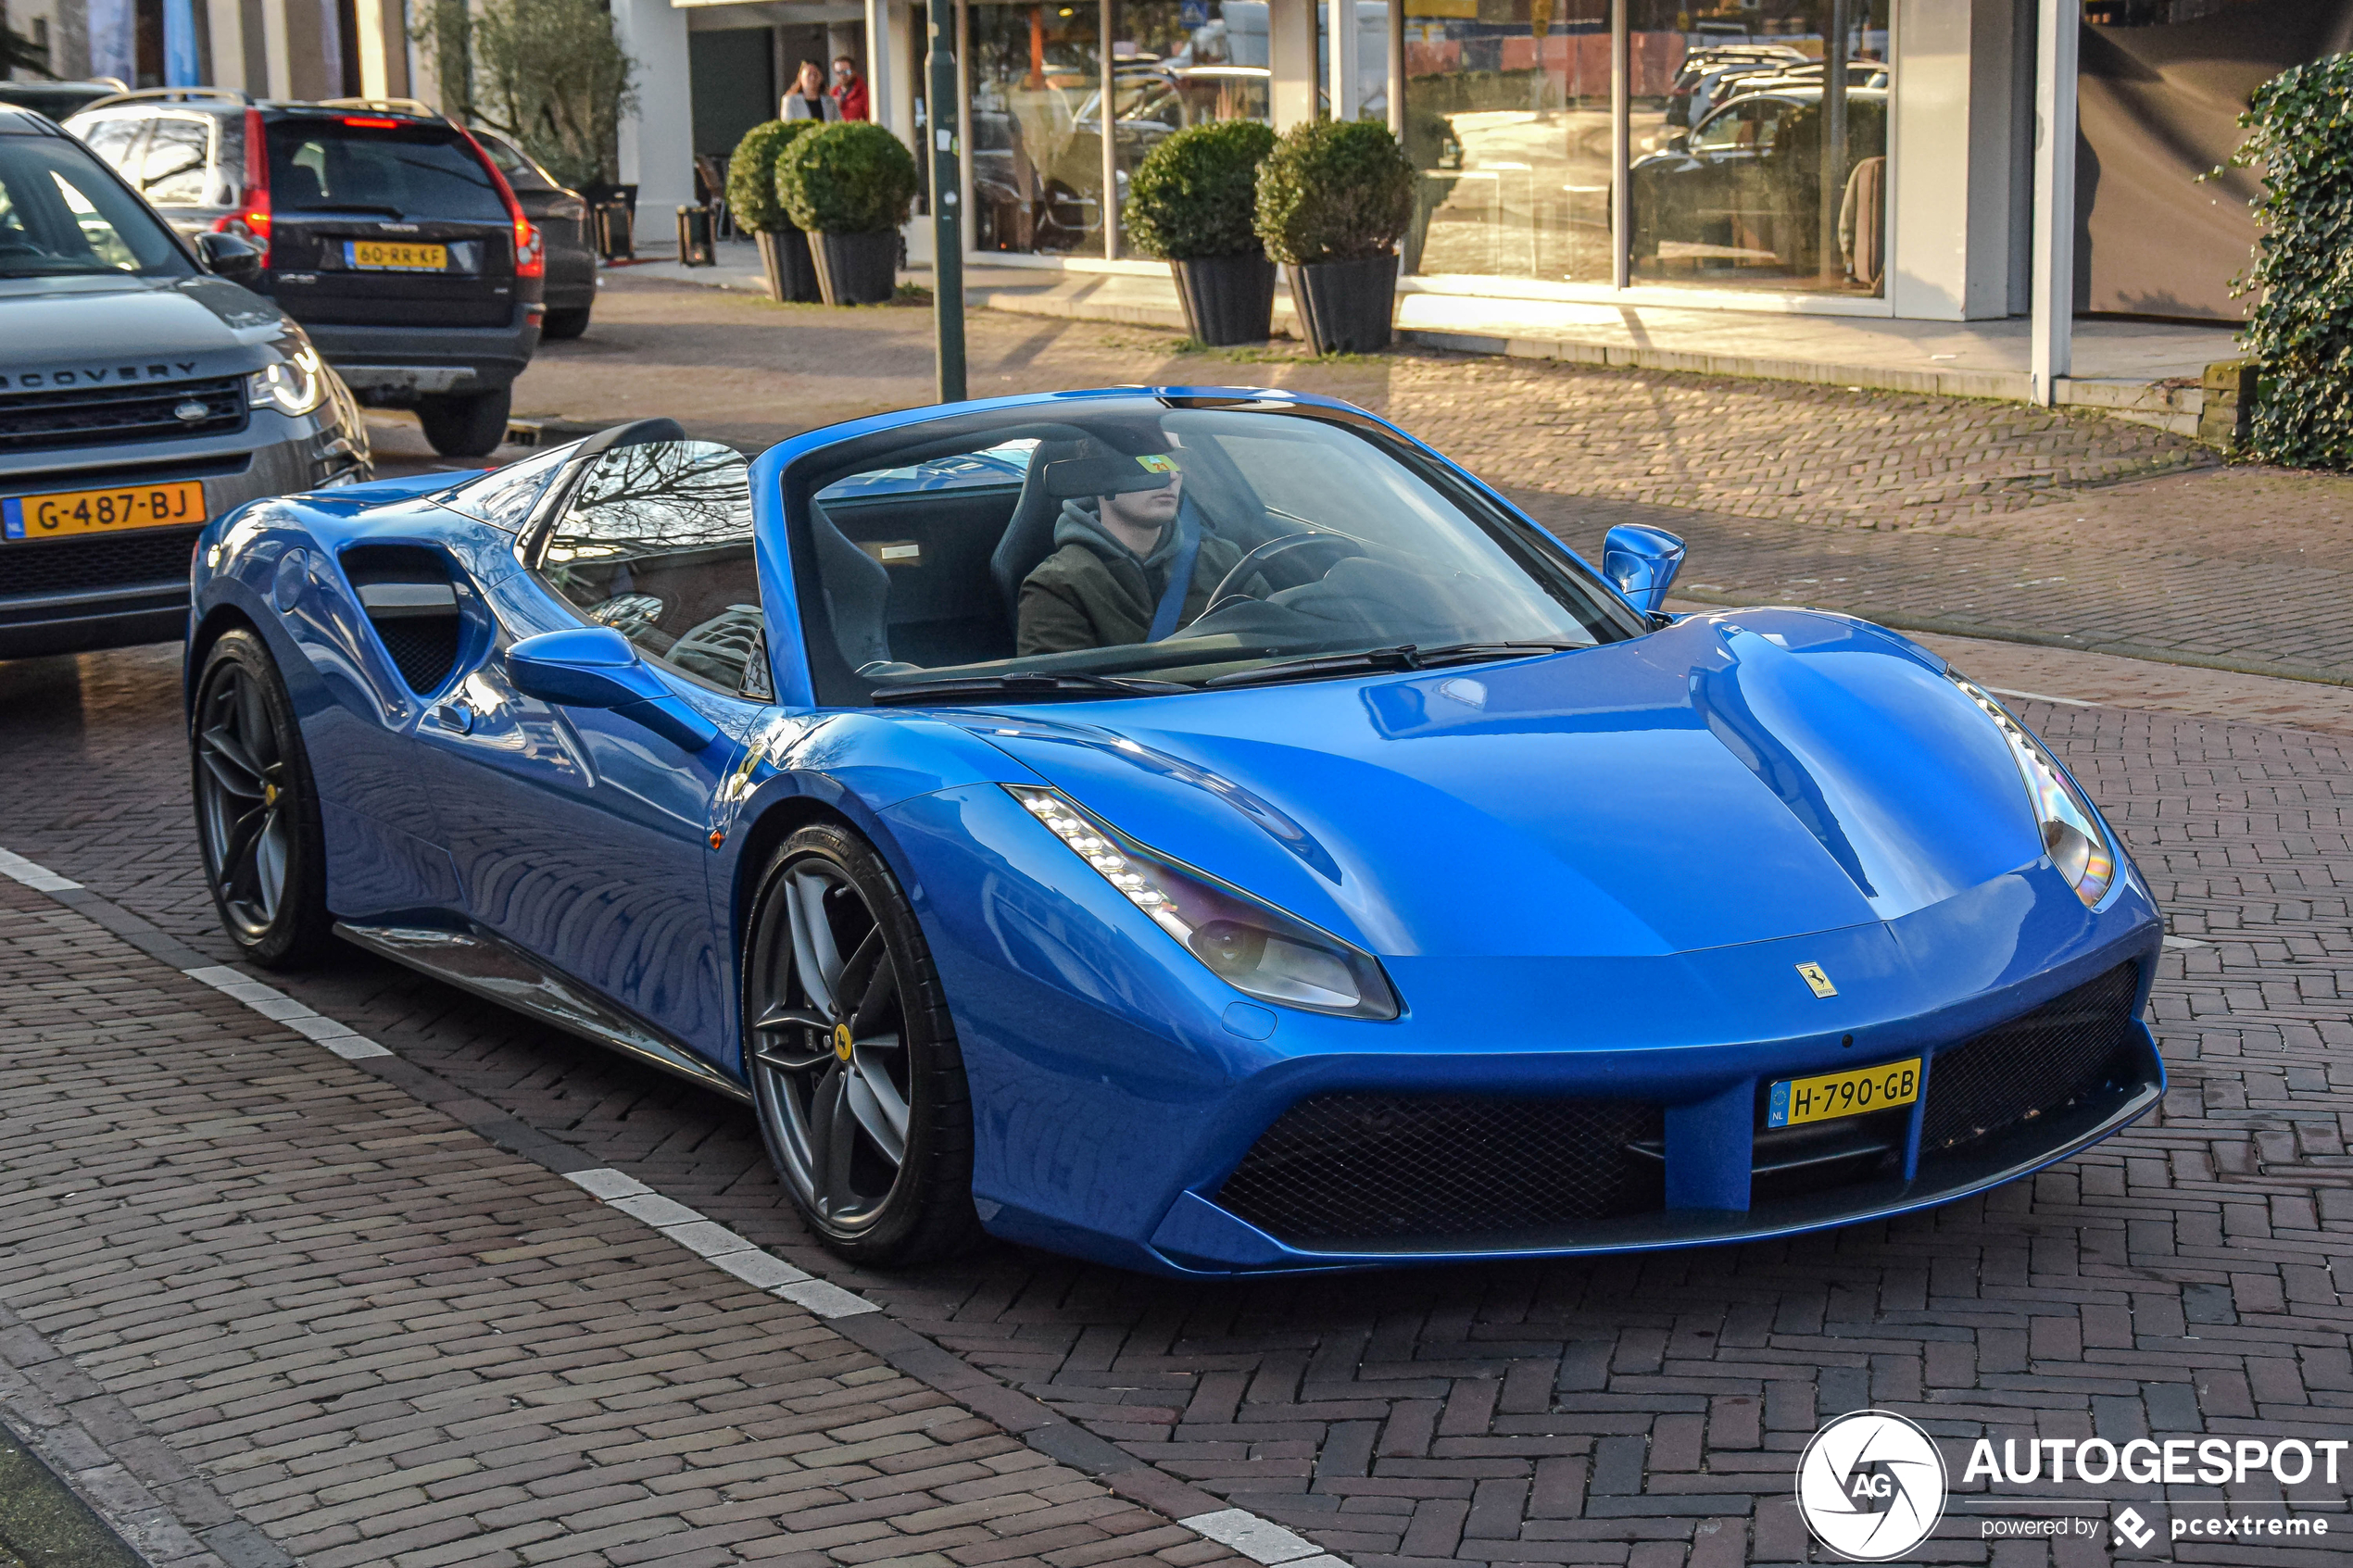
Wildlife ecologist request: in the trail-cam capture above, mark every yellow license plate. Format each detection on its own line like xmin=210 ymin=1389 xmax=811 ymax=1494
xmin=346 ymin=240 xmax=448 ymax=270
xmin=3 ymin=479 xmax=205 ymax=542
xmin=1767 ymin=1057 xmax=1922 ymax=1128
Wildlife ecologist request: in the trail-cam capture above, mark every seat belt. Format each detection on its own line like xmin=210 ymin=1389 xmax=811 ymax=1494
xmin=1145 ymin=511 xmax=1202 ymax=643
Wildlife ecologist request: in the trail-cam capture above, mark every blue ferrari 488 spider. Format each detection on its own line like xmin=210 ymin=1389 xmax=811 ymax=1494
xmin=185 ymin=388 xmax=2164 ymax=1275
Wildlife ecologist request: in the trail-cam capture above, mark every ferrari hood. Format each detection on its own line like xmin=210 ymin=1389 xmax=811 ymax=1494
xmin=966 ymin=609 xmax=2048 ymax=960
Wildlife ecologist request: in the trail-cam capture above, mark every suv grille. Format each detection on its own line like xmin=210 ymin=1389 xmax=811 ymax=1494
xmin=0 ymin=528 xmax=201 ymax=599
xmin=1216 ymin=1094 xmax=1665 ymax=1248
xmin=1921 ymin=964 xmax=2142 ymax=1155
xmin=0 ymin=377 xmax=249 ymax=454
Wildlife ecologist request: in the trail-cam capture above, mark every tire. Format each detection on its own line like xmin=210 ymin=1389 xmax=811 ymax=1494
xmin=743 ymin=821 xmax=982 ymax=1264
xmin=416 ymin=387 xmax=512 ymax=458
xmin=190 ymin=629 xmax=333 ymax=969
xmin=541 ymin=306 xmax=591 ymax=340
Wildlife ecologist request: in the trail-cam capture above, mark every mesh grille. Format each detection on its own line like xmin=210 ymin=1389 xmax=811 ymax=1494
xmin=373 ymin=615 xmax=459 ymax=694
xmin=0 ymin=377 xmax=247 ymax=453
xmin=0 ymin=527 xmax=200 ymax=599
xmin=1216 ymin=1094 xmax=1665 ymax=1247
xmin=1921 ymin=963 xmax=2142 ymax=1155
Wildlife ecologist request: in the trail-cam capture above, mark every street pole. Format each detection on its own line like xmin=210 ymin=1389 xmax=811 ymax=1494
xmin=928 ymin=6 xmax=966 ymax=404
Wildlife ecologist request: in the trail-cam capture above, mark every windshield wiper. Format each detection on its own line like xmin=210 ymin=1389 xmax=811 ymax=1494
xmin=869 ymin=671 xmax=1193 ymax=706
xmin=1203 ymin=640 xmax=1582 ymax=690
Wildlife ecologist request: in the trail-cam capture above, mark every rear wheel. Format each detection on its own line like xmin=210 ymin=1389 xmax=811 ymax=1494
xmin=416 ymin=387 xmax=512 ymax=458
xmin=190 ymin=630 xmax=332 ymax=969
xmin=744 ymin=822 xmax=982 ymax=1264
xmin=540 ymin=306 xmax=592 ymax=340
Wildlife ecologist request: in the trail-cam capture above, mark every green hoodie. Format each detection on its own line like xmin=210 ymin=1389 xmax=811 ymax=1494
xmin=1015 ymin=499 xmax=1246 ymax=656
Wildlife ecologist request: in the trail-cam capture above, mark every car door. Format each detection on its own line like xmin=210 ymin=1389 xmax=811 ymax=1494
xmin=417 ymin=435 xmax=768 ymax=1062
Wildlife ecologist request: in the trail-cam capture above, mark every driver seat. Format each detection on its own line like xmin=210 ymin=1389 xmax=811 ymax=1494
xmin=988 ymin=439 xmax=1085 ymax=629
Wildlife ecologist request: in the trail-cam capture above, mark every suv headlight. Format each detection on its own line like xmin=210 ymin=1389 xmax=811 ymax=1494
xmin=1950 ymin=673 xmax=2117 ymax=907
xmin=1008 ymin=785 xmax=1401 ymax=1020
xmin=248 ymin=345 xmax=327 ymax=417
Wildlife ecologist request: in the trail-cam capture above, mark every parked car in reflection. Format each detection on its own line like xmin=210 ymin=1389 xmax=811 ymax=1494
xmin=1630 ymin=85 xmax=1887 ymax=274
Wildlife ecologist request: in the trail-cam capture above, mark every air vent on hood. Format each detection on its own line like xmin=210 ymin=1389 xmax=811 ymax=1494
xmin=342 ymin=544 xmax=462 ymax=696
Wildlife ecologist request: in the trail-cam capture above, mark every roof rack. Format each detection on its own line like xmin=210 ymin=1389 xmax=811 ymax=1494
xmin=317 ymin=96 xmax=443 ymax=119
xmin=78 ymin=85 xmax=252 ymax=111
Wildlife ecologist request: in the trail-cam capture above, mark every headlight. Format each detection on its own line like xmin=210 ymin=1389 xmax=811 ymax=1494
xmin=1007 ymin=784 xmax=1401 ymax=1020
xmin=1949 ymin=673 xmax=2116 ymax=907
xmin=248 ymin=345 xmax=327 ymax=417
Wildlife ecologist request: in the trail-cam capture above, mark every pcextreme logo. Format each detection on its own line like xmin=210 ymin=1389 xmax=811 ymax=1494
xmin=1799 ymin=1410 xmax=2344 ymax=1558
xmin=1795 ymin=1411 xmax=1947 ymax=1561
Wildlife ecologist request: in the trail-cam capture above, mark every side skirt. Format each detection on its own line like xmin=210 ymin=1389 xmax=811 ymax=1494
xmin=333 ymin=919 xmax=752 ymax=1104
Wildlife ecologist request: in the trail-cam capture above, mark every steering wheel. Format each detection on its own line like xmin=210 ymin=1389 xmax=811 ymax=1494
xmin=1197 ymin=532 xmax=1368 ymax=620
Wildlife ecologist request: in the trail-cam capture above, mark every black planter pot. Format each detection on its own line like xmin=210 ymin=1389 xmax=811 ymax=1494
xmin=809 ymin=229 xmax=900 ymax=306
xmin=1170 ymin=253 xmax=1277 ymax=346
xmin=1285 ymin=253 xmax=1400 ymax=355
xmin=754 ymin=227 xmax=822 ymax=303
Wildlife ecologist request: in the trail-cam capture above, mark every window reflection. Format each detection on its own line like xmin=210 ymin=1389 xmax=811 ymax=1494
xmin=970 ymin=0 xmax=1109 ymax=256
xmin=1110 ymin=0 xmax=1275 ymax=254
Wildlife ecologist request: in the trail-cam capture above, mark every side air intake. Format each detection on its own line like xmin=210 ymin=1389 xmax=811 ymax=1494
xmin=342 ymin=545 xmax=462 ymax=696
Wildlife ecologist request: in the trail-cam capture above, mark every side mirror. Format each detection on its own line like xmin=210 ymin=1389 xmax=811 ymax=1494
xmin=195 ymin=230 xmax=264 ymax=288
xmin=1602 ymin=524 xmax=1687 ymax=618
xmin=506 ymin=625 xmax=721 ymax=752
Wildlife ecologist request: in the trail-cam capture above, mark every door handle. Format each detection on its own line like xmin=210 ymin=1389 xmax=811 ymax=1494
xmin=429 ymin=699 xmax=473 ymax=734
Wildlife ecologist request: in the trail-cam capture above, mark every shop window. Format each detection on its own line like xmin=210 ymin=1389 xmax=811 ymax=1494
xmin=1110 ymin=0 xmax=1274 ymax=254
xmin=968 ymin=0 xmax=1109 ymax=256
xmin=1626 ymin=0 xmax=1890 ymax=295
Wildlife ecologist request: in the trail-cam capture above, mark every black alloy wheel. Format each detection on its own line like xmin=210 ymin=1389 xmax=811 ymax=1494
xmin=744 ymin=822 xmax=981 ymax=1263
xmin=190 ymin=629 xmax=331 ymax=968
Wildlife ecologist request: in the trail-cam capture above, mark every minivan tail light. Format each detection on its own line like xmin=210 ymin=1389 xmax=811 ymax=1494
xmin=211 ymin=107 xmax=271 ymax=264
xmin=459 ymin=128 xmax=543 ymax=279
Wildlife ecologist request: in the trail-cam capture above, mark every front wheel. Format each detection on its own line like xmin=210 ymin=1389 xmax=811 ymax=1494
xmin=416 ymin=387 xmax=512 ymax=458
xmin=743 ymin=822 xmax=982 ymax=1264
xmin=191 ymin=629 xmax=332 ymax=968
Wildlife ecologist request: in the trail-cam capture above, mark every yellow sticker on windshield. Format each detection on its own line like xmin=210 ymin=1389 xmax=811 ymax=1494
xmin=1137 ymin=454 xmax=1178 ymax=473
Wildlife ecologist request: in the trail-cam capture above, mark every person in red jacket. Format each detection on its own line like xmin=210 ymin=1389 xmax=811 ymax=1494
xmin=831 ymin=56 xmax=870 ymax=120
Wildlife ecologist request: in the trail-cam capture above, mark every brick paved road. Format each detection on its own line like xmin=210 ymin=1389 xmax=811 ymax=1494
xmin=6 ymin=627 xmax=2353 ymax=1563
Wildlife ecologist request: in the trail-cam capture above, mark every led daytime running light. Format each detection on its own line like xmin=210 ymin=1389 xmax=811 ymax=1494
xmin=1007 ymin=784 xmax=1400 ymax=1020
xmin=248 ymin=345 xmax=327 ymax=417
xmin=1950 ymin=673 xmax=2116 ymax=907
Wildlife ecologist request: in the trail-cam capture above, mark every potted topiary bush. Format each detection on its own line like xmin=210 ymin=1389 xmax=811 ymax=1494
xmin=1255 ymin=119 xmax=1416 ymax=355
xmin=728 ymin=119 xmax=822 ymax=303
xmin=776 ymin=121 xmax=921 ymax=306
xmin=1125 ymin=119 xmax=1279 ymax=345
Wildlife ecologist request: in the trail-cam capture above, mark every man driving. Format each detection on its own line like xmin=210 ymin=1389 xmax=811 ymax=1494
xmin=1016 ymin=445 xmax=1245 ymax=655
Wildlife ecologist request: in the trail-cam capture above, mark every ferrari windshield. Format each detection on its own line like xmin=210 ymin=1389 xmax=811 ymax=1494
xmin=798 ymin=401 xmax=1647 ymax=703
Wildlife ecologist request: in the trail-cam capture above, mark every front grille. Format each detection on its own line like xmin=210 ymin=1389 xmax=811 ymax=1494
xmin=0 ymin=527 xmax=201 ymax=598
xmin=1216 ymin=1093 xmax=1665 ymax=1247
xmin=0 ymin=377 xmax=248 ymax=454
xmin=1921 ymin=964 xmax=2142 ymax=1155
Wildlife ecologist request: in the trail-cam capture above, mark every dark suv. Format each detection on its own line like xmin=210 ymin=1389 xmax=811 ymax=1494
xmin=68 ymin=90 xmax=543 ymax=457
xmin=0 ymin=103 xmax=368 ymax=659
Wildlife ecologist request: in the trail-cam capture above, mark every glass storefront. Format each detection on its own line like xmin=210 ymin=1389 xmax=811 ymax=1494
xmin=957 ymin=0 xmax=1893 ymax=295
xmin=968 ymin=0 xmax=1274 ymax=257
xmin=1402 ymin=0 xmax=1892 ymax=295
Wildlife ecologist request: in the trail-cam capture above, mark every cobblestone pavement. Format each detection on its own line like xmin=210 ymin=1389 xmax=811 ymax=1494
xmin=493 ymin=280 xmax=2353 ymax=683
xmin=0 ymin=876 xmax=1268 ymax=1568
xmin=6 ymin=621 xmax=2353 ymax=1563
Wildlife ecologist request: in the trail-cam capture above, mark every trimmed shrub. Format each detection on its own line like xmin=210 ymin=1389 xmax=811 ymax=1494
xmin=727 ymin=120 xmax=819 ymax=232
xmin=1254 ymin=118 xmax=1416 ymax=266
xmin=1125 ymin=119 xmax=1277 ymax=260
xmin=777 ymin=121 xmax=921 ymax=234
xmin=2221 ymin=53 xmax=2353 ymax=466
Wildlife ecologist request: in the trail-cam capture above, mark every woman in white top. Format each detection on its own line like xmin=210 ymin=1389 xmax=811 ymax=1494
xmin=782 ymin=60 xmax=840 ymax=120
